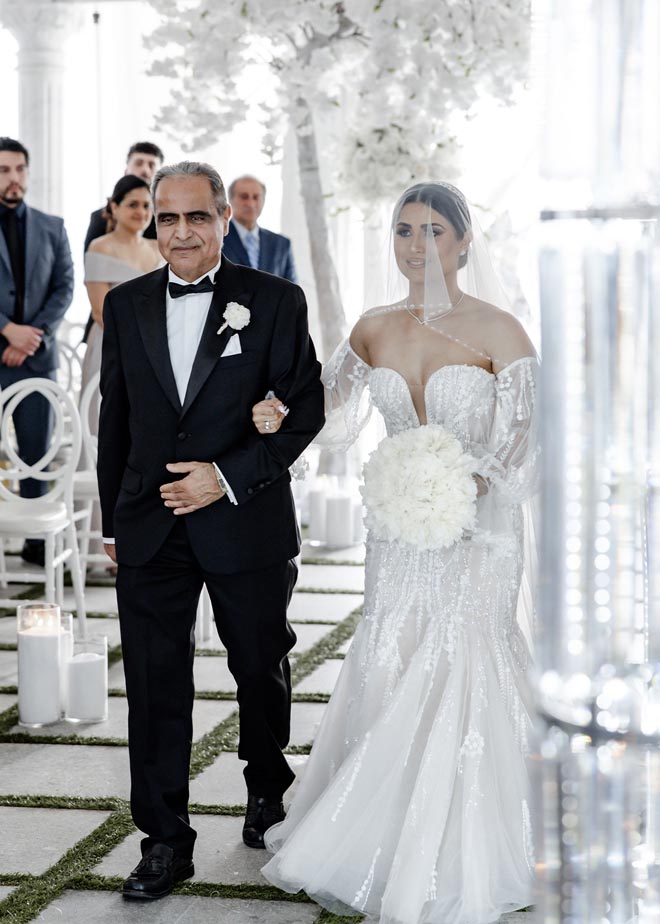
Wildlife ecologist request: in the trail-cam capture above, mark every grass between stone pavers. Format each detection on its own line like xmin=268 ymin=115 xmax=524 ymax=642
xmin=0 ymin=804 xmax=135 ymax=924
xmin=65 ymin=874 xmax=316 ymax=903
xmin=0 ymin=876 xmax=31 ymax=888
xmin=0 ymin=705 xmax=18 ymax=735
xmin=0 ymin=795 xmax=126 ymax=811
xmin=293 ymin=692 xmax=331 ymax=703
xmin=301 ymin=558 xmax=364 ymax=567
xmin=188 ymin=802 xmax=244 ymax=816
xmin=296 ymin=586 xmax=364 ymax=595
xmin=0 ymin=731 xmax=128 ymax=746
xmin=316 ymin=911 xmax=364 ymax=923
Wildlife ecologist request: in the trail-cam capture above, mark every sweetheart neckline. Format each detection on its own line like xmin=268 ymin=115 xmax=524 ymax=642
xmin=370 ymin=363 xmax=495 ymax=386
xmin=369 ymin=364 xmax=495 ymax=428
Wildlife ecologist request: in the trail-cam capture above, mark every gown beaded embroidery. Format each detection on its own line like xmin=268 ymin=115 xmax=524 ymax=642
xmin=262 ymin=340 xmax=539 ymax=924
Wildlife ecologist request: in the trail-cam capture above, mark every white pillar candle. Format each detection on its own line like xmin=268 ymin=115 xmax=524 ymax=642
xmin=326 ymin=494 xmax=354 ymax=548
xmin=59 ymin=616 xmax=74 ymax=716
xmin=18 ymin=627 xmax=61 ymax=727
xmin=66 ymin=652 xmax=107 ymax=723
xmin=307 ymin=486 xmax=327 ymax=544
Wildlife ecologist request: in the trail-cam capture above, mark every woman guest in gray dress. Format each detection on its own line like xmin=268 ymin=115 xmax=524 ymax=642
xmin=81 ymin=175 xmax=162 ymax=567
xmin=82 ymin=175 xmax=162 ymax=393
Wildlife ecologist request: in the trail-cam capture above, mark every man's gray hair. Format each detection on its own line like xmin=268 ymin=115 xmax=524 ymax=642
xmin=152 ymin=161 xmax=228 ymax=213
xmin=228 ymin=174 xmax=267 ymax=200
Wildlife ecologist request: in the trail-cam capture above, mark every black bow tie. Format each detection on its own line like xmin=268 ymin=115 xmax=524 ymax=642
xmin=168 ymin=276 xmax=216 ymax=299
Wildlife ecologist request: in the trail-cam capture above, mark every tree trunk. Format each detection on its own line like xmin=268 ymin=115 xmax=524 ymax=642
xmin=295 ymin=97 xmax=347 ymax=360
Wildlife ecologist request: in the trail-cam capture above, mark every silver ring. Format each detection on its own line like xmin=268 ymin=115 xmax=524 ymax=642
xmin=265 ymin=420 xmax=271 ymax=431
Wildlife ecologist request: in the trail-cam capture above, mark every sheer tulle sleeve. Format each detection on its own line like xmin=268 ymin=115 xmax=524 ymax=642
xmin=315 ymin=339 xmax=372 ymax=452
xmin=475 ymin=356 xmax=540 ymax=504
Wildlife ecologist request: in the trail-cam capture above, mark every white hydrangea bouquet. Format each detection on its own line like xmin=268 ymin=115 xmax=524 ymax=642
xmin=361 ymin=425 xmax=479 ymax=550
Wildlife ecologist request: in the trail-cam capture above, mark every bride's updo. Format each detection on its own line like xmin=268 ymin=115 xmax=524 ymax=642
xmin=394 ymin=182 xmax=471 ymax=269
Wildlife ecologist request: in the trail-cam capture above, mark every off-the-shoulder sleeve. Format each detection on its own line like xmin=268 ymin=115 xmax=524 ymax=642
xmin=475 ymin=356 xmax=540 ymax=504
xmin=315 ymin=338 xmax=372 ymax=452
xmin=84 ymin=252 xmax=139 ymax=284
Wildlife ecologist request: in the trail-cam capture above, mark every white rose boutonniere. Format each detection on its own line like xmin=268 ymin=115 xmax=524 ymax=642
xmin=217 ymin=302 xmax=250 ymax=336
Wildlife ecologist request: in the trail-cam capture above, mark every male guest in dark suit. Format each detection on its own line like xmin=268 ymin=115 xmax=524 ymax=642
xmin=223 ymin=175 xmax=297 ymax=282
xmin=83 ymin=141 xmax=164 ymax=250
xmin=98 ymin=161 xmax=324 ymax=900
xmin=0 ymin=137 xmax=74 ymax=566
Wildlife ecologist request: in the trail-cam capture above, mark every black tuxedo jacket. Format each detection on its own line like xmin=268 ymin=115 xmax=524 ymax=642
xmin=97 ymin=256 xmax=324 ymax=572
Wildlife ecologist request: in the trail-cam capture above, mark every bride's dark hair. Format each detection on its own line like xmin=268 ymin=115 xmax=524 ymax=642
xmin=394 ymin=182 xmax=471 ymax=268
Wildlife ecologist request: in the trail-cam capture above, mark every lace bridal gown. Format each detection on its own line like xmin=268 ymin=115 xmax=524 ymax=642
xmin=263 ymin=341 xmax=539 ymax=924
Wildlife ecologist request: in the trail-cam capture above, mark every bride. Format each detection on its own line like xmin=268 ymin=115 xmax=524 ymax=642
xmin=251 ymin=182 xmax=539 ymax=924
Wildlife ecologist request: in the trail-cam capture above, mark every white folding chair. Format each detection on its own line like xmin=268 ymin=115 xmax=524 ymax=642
xmin=56 ymin=340 xmax=85 ymax=405
xmin=73 ymin=371 xmax=108 ymax=581
xmin=0 ymin=377 xmax=87 ymax=634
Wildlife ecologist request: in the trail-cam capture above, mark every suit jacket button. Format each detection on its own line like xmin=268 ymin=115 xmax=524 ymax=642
xmin=177 ymin=432 xmax=187 ymax=441
xmin=247 ymin=487 xmax=254 ymax=495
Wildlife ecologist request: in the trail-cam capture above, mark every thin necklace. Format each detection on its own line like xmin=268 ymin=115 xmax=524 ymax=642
xmin=404 ymin=292 xmax=465 ymax=325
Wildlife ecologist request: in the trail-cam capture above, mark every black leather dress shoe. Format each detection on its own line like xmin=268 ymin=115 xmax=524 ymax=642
xmin=122 ymin=844 xmax=194 ymax=900
xmin=242 ymin=795 xmax=285 ymax=849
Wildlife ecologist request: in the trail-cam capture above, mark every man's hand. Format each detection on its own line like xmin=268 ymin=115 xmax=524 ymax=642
xmin=104 ymin=543 xmax=117 ymax=563
xmin=160 ymin=461 xmax=224 ymax=516
xmin=1 ymin=321 xmax=43 ymax=356
xmin=1 ymin=345 xmax=28 ymax=368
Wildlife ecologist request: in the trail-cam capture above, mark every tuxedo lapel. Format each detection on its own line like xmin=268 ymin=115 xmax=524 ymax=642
xmin=134 ymin=267 xmax=182 ymax=415
xmin=180 ymin=256 xmax=250 ymax=419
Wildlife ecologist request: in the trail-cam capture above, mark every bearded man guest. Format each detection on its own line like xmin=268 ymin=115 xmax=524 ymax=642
xmin=223 ymin=175 xmax=297 ymax=282
xmin=97 ymin=161 xmax=324 ymax=900
xmin=0 ymin=137 xmax=74 ymax=566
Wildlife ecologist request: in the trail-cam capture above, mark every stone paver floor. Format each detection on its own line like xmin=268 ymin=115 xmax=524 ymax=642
xmin=0 ymin=541 xmax=531 ymax=923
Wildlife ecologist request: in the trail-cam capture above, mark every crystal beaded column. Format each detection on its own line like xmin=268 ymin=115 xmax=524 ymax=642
xmin=534 ymin=0 xmax=660 ymax=920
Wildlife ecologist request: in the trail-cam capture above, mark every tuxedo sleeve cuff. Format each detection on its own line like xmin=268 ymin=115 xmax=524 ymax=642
xmin=212 ymin=463 xmax=237 ymax=505
xmin=102 ymin=537 xmax=115 ymax=544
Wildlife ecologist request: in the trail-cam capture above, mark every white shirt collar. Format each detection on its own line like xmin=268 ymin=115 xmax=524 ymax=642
xmin=232 ymin=220 xmax=260 ymax=245
xmin=167 ymin=256 xmax=222 ymax=287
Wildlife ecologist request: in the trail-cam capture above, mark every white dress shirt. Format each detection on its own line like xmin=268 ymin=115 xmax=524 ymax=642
xmin=166 ymin=258 xmax=236 ymax=505
xmin=102 ymin=259 xmax=236 ymax=543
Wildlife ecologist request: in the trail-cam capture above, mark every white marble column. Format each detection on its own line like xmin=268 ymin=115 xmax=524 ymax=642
xmin=0 ymin=0 xmax=84 ymax=215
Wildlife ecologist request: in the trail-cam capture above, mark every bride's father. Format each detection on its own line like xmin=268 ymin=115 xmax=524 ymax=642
xmin=97 ymin=161 xmax=324 ymax=900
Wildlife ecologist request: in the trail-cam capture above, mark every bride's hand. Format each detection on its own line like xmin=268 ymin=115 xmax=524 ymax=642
xmin=252 ymin=396 xmax=287 ymax=434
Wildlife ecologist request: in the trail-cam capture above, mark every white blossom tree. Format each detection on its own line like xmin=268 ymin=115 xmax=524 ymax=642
xmin=146 ymin=0 xmax=530 ymax=357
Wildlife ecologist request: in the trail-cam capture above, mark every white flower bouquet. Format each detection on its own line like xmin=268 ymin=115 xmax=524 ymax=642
xmin=361 ymin=425 xmax=478 ymax=550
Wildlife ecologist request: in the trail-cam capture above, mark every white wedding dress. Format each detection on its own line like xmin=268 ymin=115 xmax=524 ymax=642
xmin=263 ymin=342 xmax=539 ymax=924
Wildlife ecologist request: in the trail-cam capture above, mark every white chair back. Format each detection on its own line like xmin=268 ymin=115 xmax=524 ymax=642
xmin=0 ymin=377 xmax=82 ymax=504
xmin=79 ymin=371 xmax=100 ymax=467
xmin=56 ymin=340 xmax=85 ymax=400
xmin=57 ymin=320 xmax=87 ymax=348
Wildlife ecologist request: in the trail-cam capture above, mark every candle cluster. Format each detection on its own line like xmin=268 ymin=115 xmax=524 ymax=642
xmin=306 ymin=477 xmax=364 ymax=549
xmin=17 ymin=603 xmax=107 ymax=727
